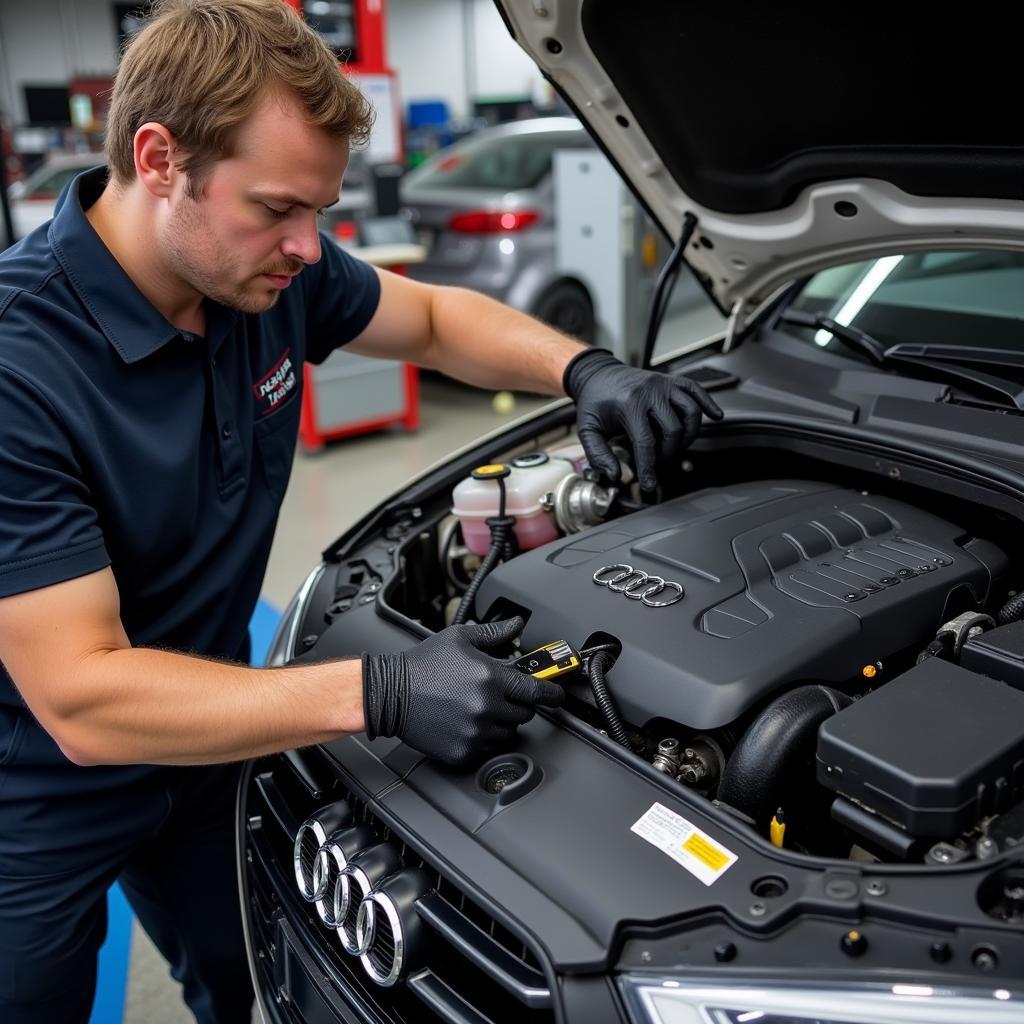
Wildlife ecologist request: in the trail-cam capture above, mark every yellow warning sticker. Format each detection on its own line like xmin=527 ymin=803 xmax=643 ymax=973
xmin=682 ymin=832 xmax=730 ymax=872
xmin=631 ymin=802 xmax=738 ymax=886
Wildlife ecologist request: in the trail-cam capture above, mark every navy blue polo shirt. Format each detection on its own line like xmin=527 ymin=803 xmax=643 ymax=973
xmin=0 ymin=167 xmax=380 ymax=795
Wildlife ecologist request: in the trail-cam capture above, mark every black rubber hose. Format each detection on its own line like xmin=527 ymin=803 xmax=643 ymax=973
xmin=587 ymin=651 xmax=632 ymax=750
xmin=999 ymin=591 xmax=1024 ymax=624
xmin=716 ymin=685 xmax=853 ymax=831
xmin=451 ymin=516 xmax=514 ymax=625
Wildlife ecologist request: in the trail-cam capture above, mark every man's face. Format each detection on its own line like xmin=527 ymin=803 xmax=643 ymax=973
xmin=162 ymin=88 xmax=349 ymax=314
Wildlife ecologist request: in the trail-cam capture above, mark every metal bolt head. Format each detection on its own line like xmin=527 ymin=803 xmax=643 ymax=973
xmin=866 ymin=880 xmax=887 ymax=897
xmin=976 ymin=837 xmax=998 ymax=860
xmin=684 ymin=748 xmax=696 ymax=760
xmin=930 ymin=941 xmax=952 ymax=964
xmin=972 ymin=946 xmax=999 ymax=972
xmin=640 ymin=950 xmax=652 ymax=963
xmin=928 ymin=842 xmax=960 ymax=864
xmin=749 ymin=902 xmax=767 ymax=917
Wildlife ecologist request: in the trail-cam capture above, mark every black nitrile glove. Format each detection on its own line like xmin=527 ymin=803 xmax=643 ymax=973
xmin=362 ymin=617 xmax=564 ymax=768
xmin=563 ymin=348 xmax=724 ymax=492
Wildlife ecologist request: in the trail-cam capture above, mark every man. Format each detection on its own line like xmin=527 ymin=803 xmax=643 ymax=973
xmin=0 ymin=1 xmax=721 ymax=1020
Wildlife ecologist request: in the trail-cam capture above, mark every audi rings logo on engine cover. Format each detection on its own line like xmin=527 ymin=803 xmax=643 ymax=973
xmin=593 ymin=563 xmax=684 ymax=607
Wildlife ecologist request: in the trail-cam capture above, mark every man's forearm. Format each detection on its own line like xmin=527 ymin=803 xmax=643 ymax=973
xmin=55 ymin=646 xmax=364 ymax=766
xmin=427 ymin=286 xmax=586 ymax=394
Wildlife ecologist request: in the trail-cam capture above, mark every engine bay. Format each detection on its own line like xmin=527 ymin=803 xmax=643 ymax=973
xmin=298 ymin=409 xmax=1024 ymax=888
xmin=477 ymin=479 xmax=1005 ymax=729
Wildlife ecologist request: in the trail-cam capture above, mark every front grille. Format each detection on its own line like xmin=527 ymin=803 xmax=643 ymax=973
xmin=297 ymin=830 xmax=321 ymax=893
xmin=242 ymin=748 xmax=555 ymax=1024
xmin=368 ymin=913 xmax=396 ymax=978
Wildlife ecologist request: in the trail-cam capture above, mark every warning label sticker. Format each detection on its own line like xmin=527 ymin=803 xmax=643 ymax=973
xmin=631 ymin=802 xmax=738 ymax=886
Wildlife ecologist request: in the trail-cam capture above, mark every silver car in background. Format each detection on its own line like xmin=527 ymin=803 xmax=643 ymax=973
xmin=6 ymin=153 xmax=102 ymax=243
xmin=400 ymin=117 xmax=599 ymax=341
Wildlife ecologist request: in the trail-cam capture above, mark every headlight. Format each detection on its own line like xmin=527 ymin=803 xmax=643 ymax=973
xmin=619 ymin=976 xmax=1021 ymax=1024
xmin=265 ymin=563 xmax=325 ymax=666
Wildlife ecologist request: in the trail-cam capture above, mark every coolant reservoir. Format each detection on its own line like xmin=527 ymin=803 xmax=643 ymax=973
xmin=545 ymin=442 xmax=587 ymax=472
xmin=452 ymin=453 xmax=577 ymax=555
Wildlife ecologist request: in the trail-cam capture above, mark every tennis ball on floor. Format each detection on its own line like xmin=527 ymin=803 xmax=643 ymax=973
xmin=492 ymin=390 xmax=516 ymax=415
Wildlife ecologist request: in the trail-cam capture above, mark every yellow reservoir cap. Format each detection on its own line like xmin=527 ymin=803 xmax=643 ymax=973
xmin=471 ymin=464 xmax=511 ymax=480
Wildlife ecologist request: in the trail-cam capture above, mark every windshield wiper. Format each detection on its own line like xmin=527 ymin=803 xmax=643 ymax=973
xmin=885 ymin=343 xmax=1024 ymax=373
xmin=777 ymin=310 xmax=888 ymax=364
xmin=776 ymin=310 xmax=1024 ymax=411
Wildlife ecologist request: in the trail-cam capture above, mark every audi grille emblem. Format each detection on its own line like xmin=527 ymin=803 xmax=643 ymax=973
xmin=293 ymin=809 xmax=423 ymax=987
xmin=592 ymin=563 xmax=684 ymax=607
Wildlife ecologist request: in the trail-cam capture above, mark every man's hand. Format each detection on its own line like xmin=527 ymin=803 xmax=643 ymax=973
xmin=362 ymin=618 xmax=562 ymax=768
xmin=563 ymin=349 xmax=724 ymax=492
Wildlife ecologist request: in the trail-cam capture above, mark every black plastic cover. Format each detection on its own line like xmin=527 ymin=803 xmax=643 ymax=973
xmin=817 ymin=659 xmax=1024 ymax=838
xmin=961 ymin=620 xmax=1024 ymax=691
xmin=476 ymin=480 xmax=1005 ymax=729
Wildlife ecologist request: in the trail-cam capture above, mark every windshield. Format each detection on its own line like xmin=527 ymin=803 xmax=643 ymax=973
xmin=406 ymin=129 xmax=589 ymax=192
xmin=782 ymin=251 xmax=1024 ymax=358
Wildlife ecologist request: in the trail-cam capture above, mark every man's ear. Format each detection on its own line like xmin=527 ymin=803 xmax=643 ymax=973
xmin=133 ymin=122 xmax=180 ymax=199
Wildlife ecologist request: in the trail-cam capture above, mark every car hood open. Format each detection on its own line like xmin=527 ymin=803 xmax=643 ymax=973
xmin=493 ymin=0 xmax=1024 ymax=319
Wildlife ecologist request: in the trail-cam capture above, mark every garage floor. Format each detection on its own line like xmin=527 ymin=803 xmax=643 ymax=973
xmin=122 ymin=302 xmax=725 ymax=1023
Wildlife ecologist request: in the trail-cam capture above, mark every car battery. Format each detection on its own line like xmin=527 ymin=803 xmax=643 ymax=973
xmin=816 ymin=658 xmax=1024 ymax=839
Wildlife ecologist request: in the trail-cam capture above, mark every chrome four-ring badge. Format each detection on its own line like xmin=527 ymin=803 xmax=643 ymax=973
xmin=293 ymin=803 xmax=428 ymax=987
xmin=592 ymin=563 xmax=685 ymax=607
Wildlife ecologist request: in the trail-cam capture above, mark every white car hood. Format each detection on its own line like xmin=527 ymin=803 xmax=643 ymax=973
xmin=494 ymin=0 xmax=1024 ymax=320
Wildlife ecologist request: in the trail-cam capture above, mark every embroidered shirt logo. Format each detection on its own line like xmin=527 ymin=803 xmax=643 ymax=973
xmin=253 ymin=348 xmax=297 ymax=415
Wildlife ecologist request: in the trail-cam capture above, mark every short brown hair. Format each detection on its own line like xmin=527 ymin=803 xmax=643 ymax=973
xmin=105 ymin=0 xmax=374 ymax=193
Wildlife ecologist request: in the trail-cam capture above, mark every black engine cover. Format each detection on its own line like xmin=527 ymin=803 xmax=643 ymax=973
xmin=475 ymin=480 xmax=1006 ymax=728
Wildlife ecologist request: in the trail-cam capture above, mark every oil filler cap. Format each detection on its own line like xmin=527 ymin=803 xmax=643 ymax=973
xmin=476 ymin=754 xmax=542 ymax=806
